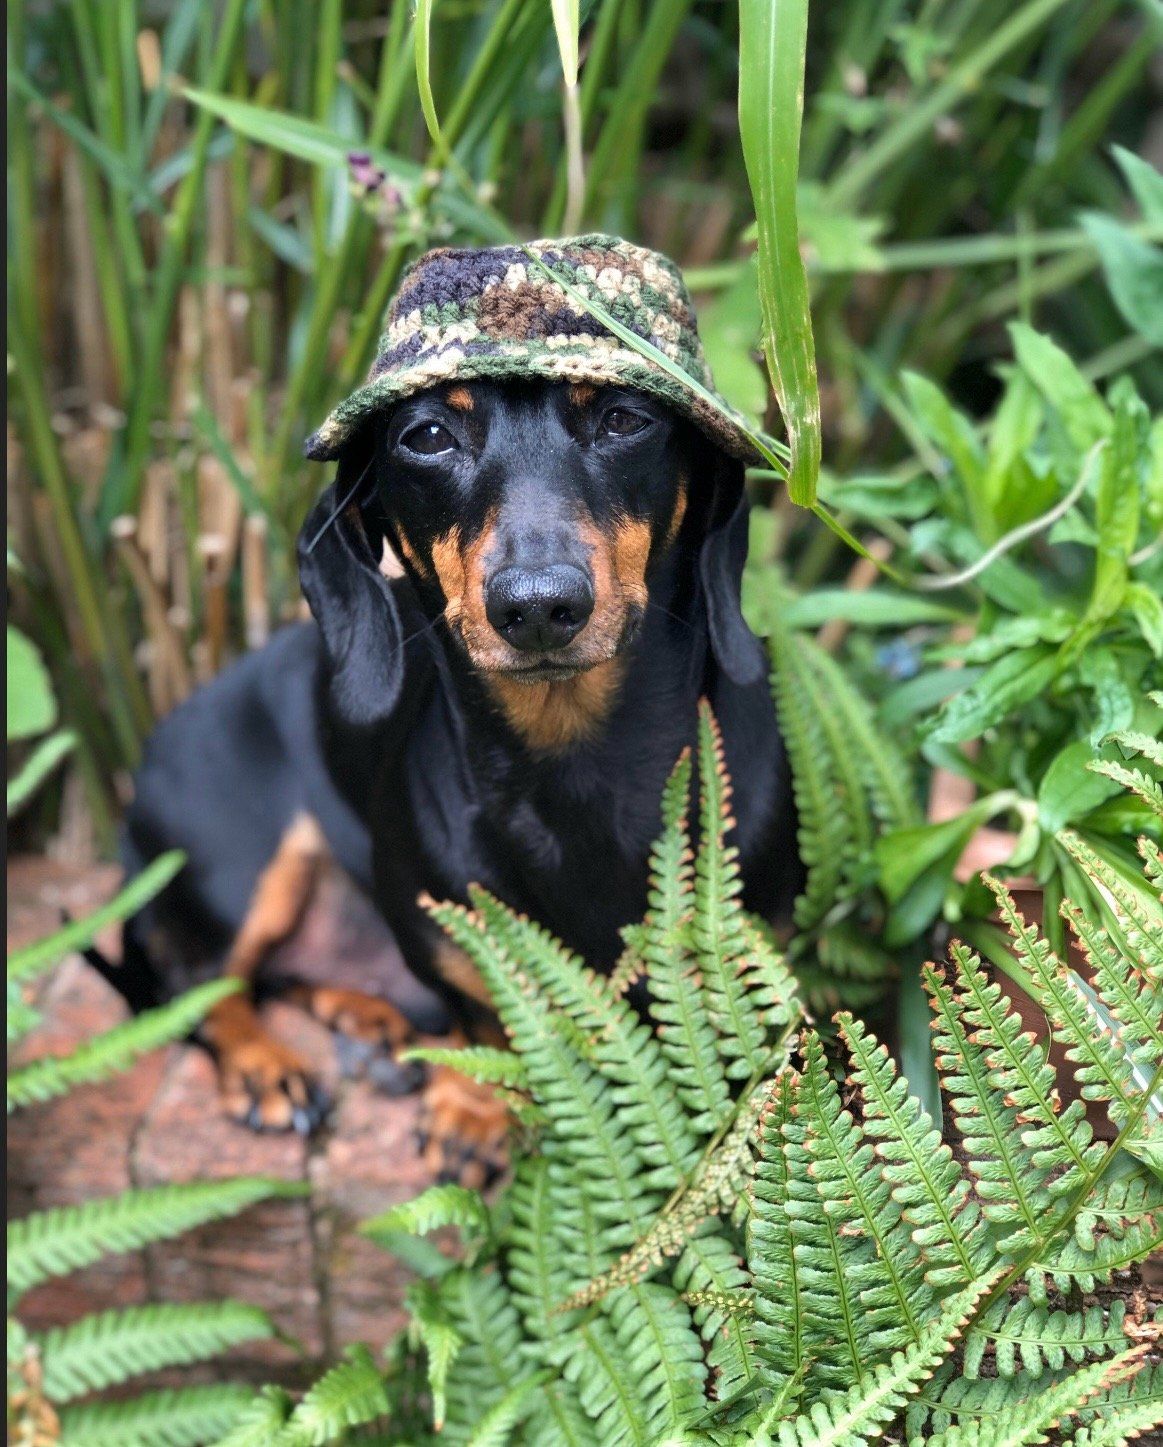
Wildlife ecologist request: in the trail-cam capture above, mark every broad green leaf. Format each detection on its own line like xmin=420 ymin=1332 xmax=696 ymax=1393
xmin=697 ymin=258 xmax=767 ymax=421
xmin=7 ymin=627 xmax=56 ymax=741
xmin=1009 ymin=323 xmax=1111 ymax=453
xmin=781 ymin=588 xmax=966 ymax=630
xmin=1087 ymin=390 xmax=1146 ymax=630
xmin=1125 ymin=582 xmax=1163 ymax=658
xmin=739 ymin=0 xmax=821 ymax=506
xmin=876 ymin=792 xmax=1015 ymax=905
xmin=901 ymin=372 xmax=986 ymax=516
xmin=1082 ymin=212 xmax=1163 ymax=347
xmin=1037 ymin=740 xmax=1126 ymax=833
xmin=1114 ymin=145 xmax=1163 ymax=223
xmin=925 ymin=647 xmax=1059 ymax=745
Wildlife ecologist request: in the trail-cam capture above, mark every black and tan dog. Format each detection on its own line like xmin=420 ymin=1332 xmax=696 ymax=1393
xmin=108 ymin=374 xmax=796 ymax=1166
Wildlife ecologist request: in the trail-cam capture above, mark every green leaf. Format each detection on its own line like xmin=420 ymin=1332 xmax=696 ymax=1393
xmin=781 ymin=588 xmax=966 ymax=629
xmin=697 ymin=257 xmax=767 ymax=421
xmin=58 ymin=1384 xmax=255 ymax=1447
xmin=8 ymin=979 xmax=240 ymax=1114
xmin=7 ymin=626 xmax=56 ymax=741
xmin=8 ymin=1177 xmax=307 ymax=1299
xmin=925 ymin=647 xmax=1059 ymax=744
xmin=1125 ymin=582 xmax=1163 ymax=658
xmin=1113 ymin=146 xmax=1163 ymax=223
xmin=38 ymin=1300 xmax=274 ymax=1401
xmin=7 ymin=851 xmax=186 ymax=984
xmin=1009 ymin=323 xmax=1111 ymax=453
xmin=1082 ymin=212 xmax=1163 ymax=346
xmin=1037 ymin=741 xmax=1125 ymax=833
xmin=7 ymin=729 xmax=75 ymax=816
xmin=282 ymin=1343 xmax=389 ymax=1444
xmin=901 ymin=372 xmax=986 ymax=505
xmin=360 ymin=1184 xmax=491 ymax=1249
xmin=739 ymin=0 xmax=821 ymax=506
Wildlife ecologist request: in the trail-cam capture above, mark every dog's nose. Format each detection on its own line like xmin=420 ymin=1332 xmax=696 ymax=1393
xmin=485 ymin=564 xmax=594 ymax=651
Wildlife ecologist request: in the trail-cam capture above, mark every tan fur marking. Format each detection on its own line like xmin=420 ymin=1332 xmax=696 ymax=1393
xmin=445 ymin=385 xmax=474 ymax=411
xmin=394 ymin=526 xmax=428 ymax=577
xmin=486 ymin=657 xmax=626 ymax=754
xmin=431 ymin=938 xmax=496 ymax=1009
xmin=665 ymin=477 xmax=688 ymax=549
xmin=612 ymin=516 xmax=652 ymax=611
xmin=294 ymin=986 xmax=413 ymax=1047
xmin=419 ymin=1066 xmax=510 ymax=1187
xmin=569 ymin=382 xmax=597 ymax=406
xmin=431 ymin=514 xmax=498 ymax=652
xmin=222 ymin=813 xmax=326 ymax=983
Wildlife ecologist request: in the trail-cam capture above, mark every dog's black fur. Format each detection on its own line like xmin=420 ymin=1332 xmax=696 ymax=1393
xmin=110 ymin=379 xmax=797 ymax=1134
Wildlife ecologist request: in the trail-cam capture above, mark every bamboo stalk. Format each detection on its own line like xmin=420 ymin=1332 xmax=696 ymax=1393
xmin=242 ymin=515 xmax=270 ymax=651
xmin=111 ymin=515 xmax=193 ymax=714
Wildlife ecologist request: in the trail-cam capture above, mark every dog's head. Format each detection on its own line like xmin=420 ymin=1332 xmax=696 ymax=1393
xmin=299 ymin=380 xmax=764 ymax=740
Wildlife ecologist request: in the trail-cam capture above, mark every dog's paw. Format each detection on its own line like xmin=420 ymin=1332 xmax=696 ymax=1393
xmin=218 ymin=1037 xmax=330 ymax=1134
xmin=415 ymin=1067 xmax=509 ymax=1189
xmin=298 ymin=987 xmax=424 ymax=1095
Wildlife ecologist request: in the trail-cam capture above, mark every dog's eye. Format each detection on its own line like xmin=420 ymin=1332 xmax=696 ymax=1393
xmin=601 ymin=408 xmax=650 ymax=438
xmin=402 ymin=422 xmax=458 ymax=456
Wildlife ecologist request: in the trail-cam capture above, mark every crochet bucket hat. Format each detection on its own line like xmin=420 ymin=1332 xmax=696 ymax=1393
xmin=304 ymin=234 xmax=764 ymax=465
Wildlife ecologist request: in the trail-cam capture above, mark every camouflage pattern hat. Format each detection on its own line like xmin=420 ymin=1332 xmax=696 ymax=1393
xmin=304 ymin=233 xmax=764 ymax=465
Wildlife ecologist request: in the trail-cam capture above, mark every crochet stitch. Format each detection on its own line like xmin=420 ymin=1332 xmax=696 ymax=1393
xmin=304 ymin=234 xmax=765 ymax=464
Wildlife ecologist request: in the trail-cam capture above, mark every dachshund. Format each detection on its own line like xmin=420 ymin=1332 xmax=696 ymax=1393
xmin=106 ymin=378 xmax=796 ymax=1173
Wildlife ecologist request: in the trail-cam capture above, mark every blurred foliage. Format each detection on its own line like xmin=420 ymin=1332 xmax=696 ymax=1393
xmin=6 ymin=0 xmax=1160 ymax=821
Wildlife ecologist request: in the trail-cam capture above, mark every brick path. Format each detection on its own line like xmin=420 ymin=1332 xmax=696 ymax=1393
xmin=7 ymin=857 xmax=440 ymax=1387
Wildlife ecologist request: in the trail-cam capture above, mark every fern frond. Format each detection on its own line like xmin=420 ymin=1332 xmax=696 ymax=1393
xmin=1059 ymin=900 xmax=1162 ymax=1065
xmin=692 ymin=701 xmax=777 ymax=1078
xmin=280 ymin=1343 xmax=390 ymax=1445
xmin=507 ymin=1155 xmax=588 ymax=1342
xmin=1087 ymin=760 xmax=1163 ymax=818
xmin=926 ymin=1343 xmax=1149 ymax=1446
xmin=7 ymin=1177 xmax=306 ymax=1298
xmin=557 ymin=1081 xmax=774 ymax=1310
xmin=1031 ymin=1210 xmax=1163 ymax=1292
xmin=441 ymin=1269 xmax=529 ymax=1443
xmin=401 ymin=1044 xmax=528 ymax=1090
xmin=58 ymin=1383 xmax=255 ymax=1447
xmin=564 ymin=1316 xmax=652 ymax=1447
xmin=838 ymin=1014 xmax=987 ymax=1288
xmin=467 ymin=885 xmax=699 ymax=1190
xmin=985 ymin=878 xmax=1146 ymax=1134
xmin=1059 ymin=832 xmax=1163 ymax=979
xmin=407 ymin=1279 xmax=462 ymax=1432
xmin=37 ymin=1300 xmax=274 ymax=1401
xmin=961 ymin=1297 xmax=1130 ymax=1380
xmin=638 ymin=750 xmax=732 ymax=1133
xmin=925 ymin=960 xmax=1048 ymax=1251
xmin=674 ymin=1231 xmax=757 ymax=1414
xmin=209 ymin=1386 xmax=295 ymax=1447
xmin=749 ymin=1075 xmax=805 ymax=1397
xmin=797 ymin=1031 xmax=930 ymax=1354
xmin=464 ymin=1372 xmax=548 ymax=1447
xmin=523 ymin=1380 xmax=595 ymax=1447
xmin=361 ymin=1184 xmax=491 ymax=1252
xmin=7 ymin=978 xmax=239 ymax=1113
xmin=757 ymin=1274 xmax=999 ymax=1447
xmin=425 ymin=893 xmax=657 ymax=1244
xmin=608 ymin=1282 xmax=705 ymax=1440
xmin=1064 ymin=1361 xmax=1163 ymax=1445
xmin=769 ymin=627 xmax=853 ymax=932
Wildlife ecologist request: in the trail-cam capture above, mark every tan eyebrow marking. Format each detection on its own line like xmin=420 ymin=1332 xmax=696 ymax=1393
xmin=569 ymin=383 xmax=598 ymax=406
xmin=445 ymin=386 xmax=474 ymax=411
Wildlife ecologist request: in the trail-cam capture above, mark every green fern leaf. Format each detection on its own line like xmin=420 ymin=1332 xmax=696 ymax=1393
xmin=37 ymin=1300 xmax=274 ymax=1401
xmin=749 ymin=1074 xmax=806 ymax=1400
xmin=361 ymin=1183 xmax=491 ymax=1252
xmin=7 ymin=978 xmax=239 ymax=1113
xmin=506 ymin=1155 xmax=588 ymax=1342
xmin=209 ymin=1386 xmax=295 ymax=1447
xmin=609 ymin=1281 xmax=705 ymax=1439
xmin=925 ymin=959 xmax=1047 ymax=1252
xmin=1059 ymin=832 xmax=1163 ymax=979
xmin=283 ymin=1343 xmax=389 ymax=1445
xmin=7 ymin=1177 xmax=306 ymax=1298
xmin=797 ymin=1031 xmax=931 ymax=1354
xmin=441 ymin=1268 xmax=531 ymax=1443
xmin=838 ymin=1014 xmax=987 ymax=1288
xmin=464 ymin=1372 xmax=549 ymax=1447
xmin=401 ymin=1044 xmax=528 ymax=1090
xmin=558 ymin=1081 xmax=774 ymax=1310
xmin=467 ymin=885 xmax=700 ymax=1190
xmin=565 ymin=1315 xmax=652 ymax=1446
xmin=675 ymin=1231 xmax=757 ymax=1417
xmin=692 ymin=701 xmax=779 ymax=1078
xmin=1064 ymin=1361 xmax=1163 ymax=1445
xmin=1059 ymin=900 xmax=1162 ymax=1066
xmin=925 ymin=1343 xmax=1150 ymax=1446
xmin=57 ymin=1383 xmax=255 ymax=1447
xmin=1087 ymin=760 xmax=1163 ymax=818
xmin=638 ymin=749 xmax=733 ymax=1132
xmin=752 ymin=1274 xmax=999 ymax=1447
xmin=407 ymin=1279 xmax=462 ymax=1432
xmin=961 ymin=1297 xmax=1133 ymax=1380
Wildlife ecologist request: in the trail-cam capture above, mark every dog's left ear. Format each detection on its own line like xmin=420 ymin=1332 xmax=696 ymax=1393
xmin=298 ymin=438 xmax=405 ymax=729
xmin=698 ymin=454 xmax=767 ymax=688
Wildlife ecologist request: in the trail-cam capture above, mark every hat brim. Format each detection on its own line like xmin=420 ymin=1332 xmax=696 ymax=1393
xmin=304 ymin=341 xmax=770 ymax=468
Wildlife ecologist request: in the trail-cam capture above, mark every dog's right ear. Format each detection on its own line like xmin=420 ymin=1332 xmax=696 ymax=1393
xmin=297 ymin=440 xmax=404 ymax=729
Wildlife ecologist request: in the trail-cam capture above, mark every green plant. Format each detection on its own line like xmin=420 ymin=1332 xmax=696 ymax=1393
xmin=7 ymin=647 xmax=306 ymax=1447
xmin=226 ymin=703 xmax=1161 ymax=1444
